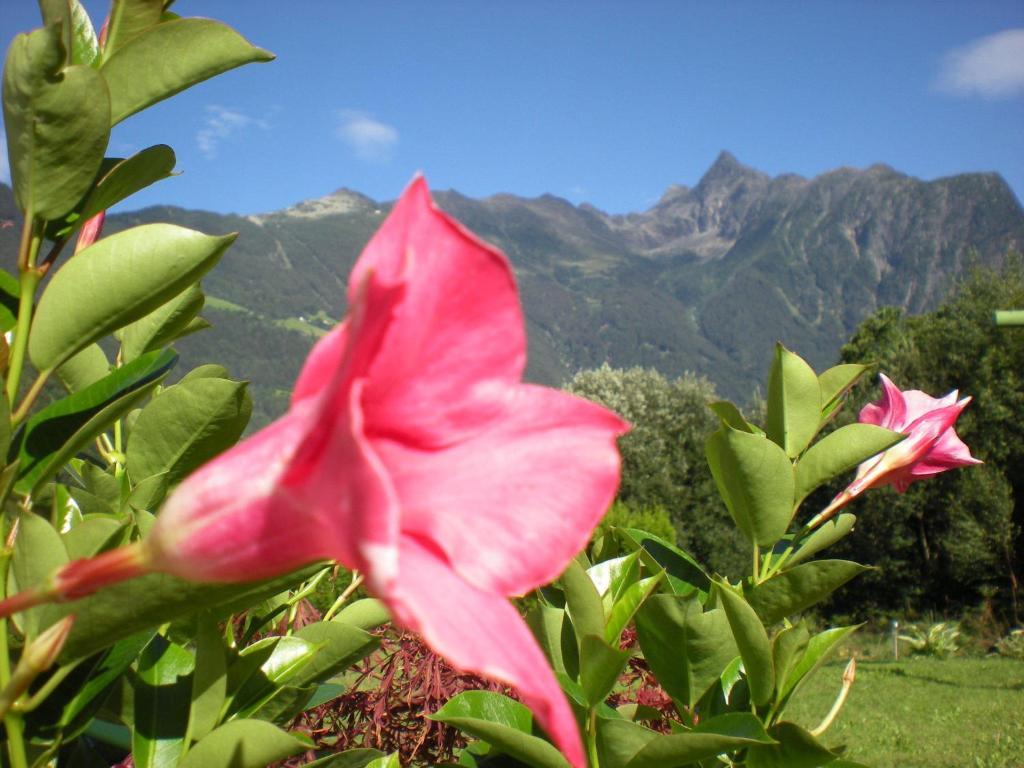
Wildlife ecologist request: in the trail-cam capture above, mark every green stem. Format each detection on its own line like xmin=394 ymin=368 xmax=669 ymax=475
xmin=322 ymin=572 xmax=365 ymax=622
xmin=6 ymin=271 xmax=40 ymax=407
xmin=10 ymin=370 xmax=51 ymax=427
xmin=15 ymin=660 xmax=81 ymax=714
xmin=752 ymin=543 xmax=762 ymax=584
xmin=586 ymin=708 xmax=599 ymax=768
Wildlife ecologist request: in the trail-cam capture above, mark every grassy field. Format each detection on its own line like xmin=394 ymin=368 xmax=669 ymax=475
xmin=785 ymin=655 xmax=1024 ymax=767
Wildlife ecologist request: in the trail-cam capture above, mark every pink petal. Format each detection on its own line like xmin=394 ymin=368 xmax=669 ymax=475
xmin=376 ymin=385 xmax=628 ymax=597
xmin=149 ymin=403 xmax=333 ymax=581
xmin=388 ymin=535 xmax=586 ymax=768
xmin=859 ymin=374 xmax=907 ymax=430
xmin=292 ymin=321 xmax=350 ymax=405
xmin=901 ymin=388 xmax=958 ymax=423
xmin=352 ymin=177 xmax=528 ymax=449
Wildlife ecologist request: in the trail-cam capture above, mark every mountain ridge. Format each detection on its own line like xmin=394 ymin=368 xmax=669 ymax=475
xmin=2 ymin=153 xmax=1021 ymax=424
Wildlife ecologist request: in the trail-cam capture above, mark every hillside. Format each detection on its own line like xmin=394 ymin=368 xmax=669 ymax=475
xmin=2 ymin=152 xmax=1022 ymax=424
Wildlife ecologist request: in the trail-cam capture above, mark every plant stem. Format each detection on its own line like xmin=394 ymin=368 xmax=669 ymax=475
xmin=10 ymin=370 xmax=51 ymax=427
xmin=586 ymin=708 xmax=600 ymax=768
xmin=5 ymin=271 xmax=40 ymax=408
xmin=322 ymin=572 xmax=365 ymax=621
xmin=752 ymin=543 xmax=762 ymax=584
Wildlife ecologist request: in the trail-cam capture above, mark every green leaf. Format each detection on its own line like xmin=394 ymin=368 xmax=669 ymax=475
xmin=226 ymin=636 xmax=318 ymax=719
xmin=75 ymin=145 xmax=177 ymax=231
xmin=705 ymin=427 xmax=795 ymax=547
xmin=127 ymin=376 xmax=251 ymax=485
xmin=120 ymin=282 xmax=204 ymax=362
xmin=62 ymin=516 xmax=125 ymax=560
xmin=190 ymin=615 xmax=227 ymax=742
xmin=292 ymin=620 xmax=379 ymax=688
xmin=778 ymin=625 xmax=860 ymax=708
xmin=68 ymin=0 xmax=100 ymax=66
xmin=2 ymin=23 xmax=110 ymax=219
xmin=333 ymin=598 xmax=391 ymax=631
xmin=303 ymin=750 xmax=386 ymax=768
xmin=771 ymin=623 xmax=810 ymax=705
xmin=635 ymin=594 xmax=738 ymax=708
xmin=618 ymin=528 xmax=711 ymax=601
xmin=527 ymin=604 xmax=573 ymax=678
xmin=580 ymin=634 xmax=631 ymax=706
xmin=708 ymin=400 xmax=758 ymax=433
xmin=29 ymin=224 xmax=234 ymax=371
xmin=12 ymin=349 xmax=177 ymax=494
xmin=101 ymin=0 xmax=164 ymax=62
xmin=0 ymin=269 xmax=19 ymax=333
xmin=818 ymin=364 xmax=869 ymax=419
xmin=587 ymin=552 xmax=640 ymax=603
xmin=179 ymin=363 xmax=229 ymax=383
xmin=595 ymin=719 xmax=659 ymax=768
xmin=366 ymin=755 xmax=401 ymax=768
xmin=785 ymin=515 xmax=857 ymax=568
xmin=58 ymin=564 xmax=322 ymax=662
xmin=431 ymin=691 xmax=571 ymax=768
xmin=178 ymin=719 xmax=310 ymax=768
xmin=605 ymin=573 xmax=662 ymax=645
xmin=133 ymin=634 xmax=194 ymax=768
xmin=101 ymin=17 xmax=274 ymax=125
xmin=765 ymin=344 xmax=822 ymax=458
xmin=746 ymin=561 xmax=871 ymax=625
xmin=57 ymin=343 xmax=110 ymax=392
xmin=125 ymin=472 xmax=170 ymax=513
xmin=716 ymin=584 xmax=774 ymax=707
xmin=10 ymin=510 xmax=69 ymax=638
xmin=793 ymin=423 xmax=904 ymax=507
xmin=561 ymin=558 xmax=605 ymax=648
xmin=745 ymin=722 xmax=837 ymax=768
xmin=627 ymin=714 xmax=775 ymax=768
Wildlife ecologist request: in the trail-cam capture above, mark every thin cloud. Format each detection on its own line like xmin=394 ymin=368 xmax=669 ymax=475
xmin=936 ymin=28 xmax=1024 ymax=98
xmin=0 ymin=135 xmax=9 ymax=185
xmin=335 ymin=110 xmax=398 ymax=161
xmin=196 ymin=105 xmax=270 ymax=159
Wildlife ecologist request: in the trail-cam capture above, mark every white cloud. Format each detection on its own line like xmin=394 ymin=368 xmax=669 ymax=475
xmin=196 ymin=105 xmax=270 ymax=159
xmin=936 ymin=28 xmax=1024 ymax=98
xmin=335 ymin=110 xmax=398 ymax=161
xmin=0 ymin=135 xmax=9 ymax=185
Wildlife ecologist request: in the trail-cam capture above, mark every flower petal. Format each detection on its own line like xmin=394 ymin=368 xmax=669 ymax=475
xmin=352 ymin=177 xmax=528 ymax=448
xmin=388 ymin=534 xmax=586 ymax=768
xmin=377 ymin=385 xmax=628 ymax=597
xmin=859 ymin=373 xmax=907 ymax=430
xmin=291 ymin=320 xmax=350 ymax=405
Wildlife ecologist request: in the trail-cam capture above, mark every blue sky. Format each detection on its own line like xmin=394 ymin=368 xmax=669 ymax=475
xmin=2 ymin=1 xmax=1023 ymax=215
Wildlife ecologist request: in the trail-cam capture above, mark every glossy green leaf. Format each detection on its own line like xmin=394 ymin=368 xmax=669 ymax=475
xmin=101 ymin=0 xmax=164 ymax=61
xmin=716 ymin=584 xmax=774 ymax=706
xmin=706 ymin=426 xmax=795 ymax=547
xmin=818 ymin=364 xmax=869 ymax=419
xmin=794 ymin=423 xmax=904 ymax=507
xmin=635 ymin=594 xmax=738 ymax=708
xmin=226 ymin=635 xmax=317 ymax=719
xmin=562 ymin=558 xmax=605 ymax=647
xmin=746 ymin=560 xmax=871 ymax=625
xmin=587 ymin=552 xmax=640 ymax=604
xmin=778 ymin=625 xmax=860 ymax=707
xmin=595 ymin=719 xmax=659 ymax=768
xmin=745 ymin=722 xmax=837 ymax=768
xmin=785 ymin=514 xmax=858 ymax=568
xmin=333 ymin=598 xmax=391 ymax=631
xmin=58 ymin=564 xmax=322 ymax=662
xmin=431 ymin=691 xmax=570 ymax=768
xmin=605 ymin=573 xmax=662 ymax=645
xmin=29 ymin=224 xmax=234 ymax=371
xmin=2 ymin=23 xmax=110 ymax=219
xmin=250 ymin=683 xmax=316 ymax=725
xmin=709 ymin=400 xmax=758 ymax=433
xmin=133 ymin=634 xmax=194 ymax=768
xmin=178 ymin=363 xmax=230 ymax=383
xmin=580 ymin=634 xmax=631 ymax=706
xmin=771 ymin=623 xmax=810 ymax=705
xmin=120 ymin=282 xmax=204 ymax=362
xmin=527 ymin=603 xmax=573 ymax=678
xmin=366 ymin=755 xmax=401 ymax=768
xmin=125 ymin=472 xmax=169 ymax=513
xmin=178 ymin=719 xmax=310 ymax=768
xmin=618 ymin=528 xmax=711 ymax=601
xmin=127 ymin=376 xmax=251 ymax=485
xmin=303 ymin=749 xmax=386 ymax=768
xmin=68 ymin=0 xmax=100 ymax=66
xmin=10 ymin=510 xmax=69 ymax=638
xmin=190 ymin=615 xmax=227 ymax=742
xmin=62 ymin=517 xmax=124 ymax=560
xmin=12 ymin=349 xmax=176 ymax=494
xmin=77 ymin=145 xmax=177 ymax=226
xmin=292 ymin=620 xmax=380 ymax=688
xmin=101 ymin=17 xmax=274 ymax=125
xmin=57 ymin=343 xmax=110 ymax=392
xmin=765 ymin=344 xmax=821 ymax=458
xmin=628 ymin=714 xmax=775 ymax=768
xmin=0 ymin=269 xmax=19 ymax=333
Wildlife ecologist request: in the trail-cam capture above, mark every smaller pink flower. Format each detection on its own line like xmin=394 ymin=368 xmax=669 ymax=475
xmin=815 ymin=374 xmax=981 ymax=524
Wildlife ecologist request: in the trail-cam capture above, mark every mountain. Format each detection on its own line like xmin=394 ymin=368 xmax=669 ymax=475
xmin=2 ymin=152 xmax=1022 ymax=424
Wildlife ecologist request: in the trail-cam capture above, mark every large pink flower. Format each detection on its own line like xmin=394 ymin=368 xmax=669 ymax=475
xmin=4 ymin=178 xmax=626 ymax=767
xmin=814 ymin=374 xmax=980 ymax=524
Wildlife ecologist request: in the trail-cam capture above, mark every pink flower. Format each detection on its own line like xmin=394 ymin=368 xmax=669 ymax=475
xmin=814 ymin=374 xmax=980 ymax=524
xmin=4 ymin=178 xmax=627 ymax=767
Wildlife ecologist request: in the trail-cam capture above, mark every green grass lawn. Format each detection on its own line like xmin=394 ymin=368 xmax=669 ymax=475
xmin=785 ymin=656 xmax=1024 ymax=767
